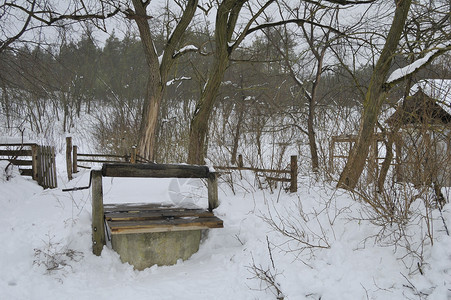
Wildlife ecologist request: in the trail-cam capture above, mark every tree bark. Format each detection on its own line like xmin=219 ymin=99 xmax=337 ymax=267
xmin=187 ymin=0 xmax=245 ymax=164
xmin=337 ymin=0 xmax=412 ymax=189
xmin=132 ymin=0 xmax=198 ymax=161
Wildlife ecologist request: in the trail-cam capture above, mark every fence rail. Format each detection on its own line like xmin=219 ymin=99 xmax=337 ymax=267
xmin=214 ymin=154 xmax=298 ymax=193
xmin=66 ymin=137 xmax=148 ymax=180
xmin=0 ymin=143 xmax=57 ymax=189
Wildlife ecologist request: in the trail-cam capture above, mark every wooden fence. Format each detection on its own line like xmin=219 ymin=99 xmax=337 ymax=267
xmin=328 ymin=134 xmax=402 ymax=184
xmin=214 ymin=154 xmax=298 ymax=193
xmin=66 ymin=137 xmax=149 ymax=180
xmin=0 ymin=143 xmax=57 ymax=189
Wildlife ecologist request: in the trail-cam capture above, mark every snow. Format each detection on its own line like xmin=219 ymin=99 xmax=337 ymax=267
xmin=158 ymin=51 xmax=164 ymax=66
xmin=173 ymin=45 xmax=198 ymax=57
xmin=166 ymin=77 xmax=191 ymax=87
xmin=1 ymin=157 xmax=451 ymax=299
xmin=411 ymin=79 xmax=451 ymax=115
xmin=387 ymin=50 xmax=438 ymax=84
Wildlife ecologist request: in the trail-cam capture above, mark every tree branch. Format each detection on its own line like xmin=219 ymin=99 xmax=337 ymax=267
xmin=245 ymin=18 xmax=343 ymax=38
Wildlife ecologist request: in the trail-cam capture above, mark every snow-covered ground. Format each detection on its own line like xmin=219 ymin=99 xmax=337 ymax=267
xmin=1 ymin=155 xmax=451 ymax=299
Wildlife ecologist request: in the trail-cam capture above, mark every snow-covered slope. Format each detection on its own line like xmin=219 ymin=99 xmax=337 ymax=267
xmin=1 ymin=159 xmax=451 ymax=299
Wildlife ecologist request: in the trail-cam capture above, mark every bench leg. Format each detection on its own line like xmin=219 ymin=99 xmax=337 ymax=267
xmin=92 ymin=170 xmax=106 ymax=255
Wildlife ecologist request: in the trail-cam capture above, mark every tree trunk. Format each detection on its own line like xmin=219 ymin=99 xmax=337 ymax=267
xmin=187 ymin=58 xmax=228 ymax=164
xmin=337 ymin=0 xmax=412 ymax=189
xmin=139 ymin=82 xmax=162 ymax=161
xmin=307 ymin=97 xmax=319 ymax=172
xmin=133 ymin=0 xmax=198 ymax=161
xmin=187 ymin=0 xmax=244 ymax=164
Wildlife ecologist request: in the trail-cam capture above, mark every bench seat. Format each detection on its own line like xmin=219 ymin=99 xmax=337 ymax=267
xmin=104 ymin=203 xmax=224 ymax=235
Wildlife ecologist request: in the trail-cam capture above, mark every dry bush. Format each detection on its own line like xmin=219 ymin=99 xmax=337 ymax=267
xmin=90 ymin=101 xmax=141 ymax=155
xmin=33 ymin=234 xmax=83 ymax=276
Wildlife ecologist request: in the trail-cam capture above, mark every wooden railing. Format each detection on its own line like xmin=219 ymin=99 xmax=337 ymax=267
xmin=66 ymin=137 xmax=149 ymax=180
xmin=214 ymin=154 xmax=298 ymax=193
xmin=0 ymin=143 xmax=57 ymax=189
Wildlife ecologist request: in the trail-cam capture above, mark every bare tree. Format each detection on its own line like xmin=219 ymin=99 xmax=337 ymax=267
xmin=125 ymin=0 xmax=198 ymax=161
xmin=338 ymin=0 xmax=451 ymax=189
xmin=266 ymin=3 xmax=340 ymax=172
xmin=187 ymin=0 xmax=367 ymax=164
xmin=0 ymin=1 xmax=119 ymax=54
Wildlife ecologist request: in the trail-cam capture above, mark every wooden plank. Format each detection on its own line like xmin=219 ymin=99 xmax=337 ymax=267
xmin=31 ymin=144 xmax=38 ymax=180
xmin=214 ymin=166 xmax=290 ymax=174
xmin=0 ymin=149 xmax=32 ymax=156
xmin=66 ymin=137 xmax=72 ymax=181
xmin=36 ymin=146 xmax=42 ymax=187
xmin=266 ymin=176 xmax=291 ymax=182
xmin=101 ymin=163 xmax=210 ymax=178
xmin=107 ymin=217 xmax=224 ymax=235
xmin=51 ymin=146 xmax=57 ymax=188
xmin=105 ymin=209 xmax=214 ymax=221
xmin=78 ymin=153 xmax=128 ymax=158
xmin=77 ymin=159 xmax=127 ymax=163
xmin=19 ymin=168 xmax=33 ymax=176
xmin=104 ymin=203 xmax=174 ymax=213
xmin=5 ymin=159 xmax=32 ymax=166
xmin=0 ymin=143 xmax=37 ymax=147
xmin=42 ymin=146 xmax=49 ymax=189
xmin=208 ymin=172 xmax=219 ymax=211
xmin=290 ymin=155 xmax=298 ymax=193
xmin=92 ymin=170 xmax=105 ymax=256
xmin=72 ymin=145 xmax=78 ymax=173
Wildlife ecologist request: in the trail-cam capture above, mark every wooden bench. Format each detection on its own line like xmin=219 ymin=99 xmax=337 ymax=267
xmin=91 ymin=163 xmax=223 ymax=269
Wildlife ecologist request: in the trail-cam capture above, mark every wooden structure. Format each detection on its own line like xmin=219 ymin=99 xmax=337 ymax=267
xmin=215 ymin=154 xmax=298 ymax=192
xmin=386 ymin=88 xmax=451 ymax=186
xmin=328 ymin=134 xmax=391 ymax=183
xmin=0 ymin=142 xmax=57 ymax=189
xmin=66 ymin=137 xmax=146 ymax=181
xmin=91 ymin=163 xmax=223 ymax=269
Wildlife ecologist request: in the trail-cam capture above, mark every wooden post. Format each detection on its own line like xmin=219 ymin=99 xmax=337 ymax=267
xmin=66 ymin=137 xmax=73 ymax=181
xmin=131 ymin=146 xmax=137 ymax=164
xmin=72 ymin=145 xmax=78 ymax=173
xmin=51 ymin=146 xmax=57 ymax=188
xmin=92 ymin=170 xmax=106 ymax=256
xmin=31 ymin=144 xmax=38 ymax=180
xmin=36 ymin=146 xmax=42 ymax=187
xmin=290 ymin=155 xmax=298 ymax=193
xmin=329 ymin=138 xmax=335 ymax=172
xmin=207 ymin=172 xmax=219 ymax=211
xmin=368 ymin=138 xmax=378 ymax=185
xmin=43 ymin=146 xmax=49 ymax=189
xmin=238 ymin=154 xmax=243 ymax=168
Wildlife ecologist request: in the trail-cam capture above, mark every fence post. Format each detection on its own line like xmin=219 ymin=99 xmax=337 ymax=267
xmin=36 ymin=145 xmax=42 ymax=187
xmin=238 ymin=154 xmax=243 ymax=168
xmin=31 ymin=144 xmax=38 ymax=180
xmin=92 ymin=170 xmax=106 ymax=256
xmin=66 ymin=137 xmax=73 ymax=181
xmin=43 ymin=146 xmax=49 ymax=189
xmin=208 ymin=172 xmax=219 ymax=212
xmin=290 ymin=155 xmax=298 ymax=193
xmin=51 ymin=146 xmax=57 ymax=188
xmin=131 ymin=146 xmax=137 ymax=164
xmin=395 ymin=135 xmax=403 ymax=182
xmin=72 ymin=145 xmax=78 ymax=173
xmin=329 ymin=138 xmax=335 ymax=172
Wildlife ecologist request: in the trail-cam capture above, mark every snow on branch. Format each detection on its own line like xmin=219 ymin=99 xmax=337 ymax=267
xmin=386 ymin=45 xmax=451 ymax=86
xmin=172 ymin=45 xmax=199 ymax=59
xmin=166 ymin=77 xmax=192 ymax=86
xmin=387 ymin=50 xmax=438 ymax=84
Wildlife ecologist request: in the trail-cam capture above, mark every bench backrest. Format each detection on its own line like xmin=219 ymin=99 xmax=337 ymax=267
xmin=101 ymin=163 xmax=211 ymax=179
